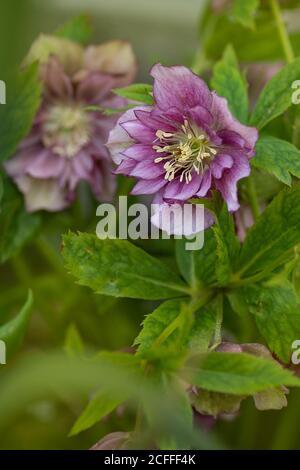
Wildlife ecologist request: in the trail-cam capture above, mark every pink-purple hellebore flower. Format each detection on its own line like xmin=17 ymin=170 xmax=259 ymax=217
xmin=107 ymin=64 xmax=258 ymax=234
xmin=5 ymin=36 xmax=137 ymax=212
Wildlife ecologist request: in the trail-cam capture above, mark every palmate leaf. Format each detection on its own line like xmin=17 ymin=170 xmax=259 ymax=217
xmin=0 ymin=290 xmax=33 ymax=358
xmin=240 ymin=281 xmax=300 ymax=363
xmin=183 ymin=352 xmax=300 ymax=395
xmin=63 ymin=233 xmax=189 ymax=300
xmin=236 ymin=187 xmax=300 ymax=279
xmin=251 ymin=57 xmax=300 ymax=129
xmin=0 ymin=63 xmax=41 ymax=163
xmin=253 ymin=135 xmax=300 ymax=185
xmin=211 ymin=44 xmax=248 ymax=123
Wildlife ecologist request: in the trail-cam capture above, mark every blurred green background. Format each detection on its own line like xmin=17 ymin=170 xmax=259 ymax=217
xmin=0 ymin=0 xmax=204 ymax=78
xmin=0 ymin=0 xmax=300 ymax=451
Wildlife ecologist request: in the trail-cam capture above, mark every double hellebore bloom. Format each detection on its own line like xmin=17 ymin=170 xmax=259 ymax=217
xmin=107 ymin=64 xmax=258 ymax=234
xmin=5 ymin=36 xmax=136 ymax=212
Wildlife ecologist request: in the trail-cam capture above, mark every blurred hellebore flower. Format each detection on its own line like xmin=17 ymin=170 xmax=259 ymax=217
xmin=5 ymin=35 xmax=137 ymax=212
xmin=190 ymin=342 xmax=289 ymax=418
xmin=107 ymin=64 xmax=258 ymax=235
xmin=91 ymin=432 xmax=131 ymax=450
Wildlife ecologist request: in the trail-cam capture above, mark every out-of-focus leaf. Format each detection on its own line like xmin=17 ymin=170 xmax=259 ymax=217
xmin=240 ymin=281 xmax=300 ymax=363
xmin=70 ymin=390 xmax=125 ymax=436
xmin=0 ymin=351 xmax=223 ymax=449
xmin=113 ymin=83 xmax=154 ymax=105
xmin=0 ymin=63 xmax=41 ymax=163
xmin=236 ymin=187 xmax=300 ymax=279
xmin=0 ymin=178 xmax=41 ymax=263
xmin=203 ymin=11 xmax=300 ymax=62
xmin=54 ymin=14 xmax=92 ymax=44
xmin=253 ymin=136 xmax=300 ymax=185
xmin=231 ymin=0 xmax=260 ymax=29
xmin=183 ymin=352 xmax=300 ymax=395
xmin=251 ymin=57 xmax=300 ymax=129
xmin=0 ymin=174 xmax=3 ymax=207
xmin=63 ymin=233 xmax=189 ymax=300
xmin=64 ymin=324 xmax=84 ymax=357
xmin=211 ymin=44 xmax=248 ymax=123
xmin=0 ymin=290 xmax=33 ymax=358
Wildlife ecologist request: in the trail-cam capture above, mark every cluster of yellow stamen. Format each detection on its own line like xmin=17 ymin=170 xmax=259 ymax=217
xmin=43 ymin=104 xmax=91 ymax=158
xmin=153 ymin=119 xmax=217 ymax=184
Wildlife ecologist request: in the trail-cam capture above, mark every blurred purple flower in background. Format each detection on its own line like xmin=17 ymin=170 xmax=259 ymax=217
xmin=5 ymin=36 xmax=137 ymax=212
xmin=107 ymin=64 xmax=258 ymax=233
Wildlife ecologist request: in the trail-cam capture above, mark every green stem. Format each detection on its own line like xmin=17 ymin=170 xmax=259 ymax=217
xmin=213 ymin=294 xmax=223 ymax=349
xmin=269 ymin=0 xmax=295 ymax=64
xmin=246 ymin=176 xmax=260 ymax=222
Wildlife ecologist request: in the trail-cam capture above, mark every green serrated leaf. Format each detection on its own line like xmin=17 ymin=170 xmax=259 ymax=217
xmin=236 ymin=187 xmax=300 ymax=279
xmin=251 ymin=57 xmax=300 ymax=129
xmin=54 ymin=15 xmax=92 ymax=44
xmin=70 ymin=390 xmax=125 ymax=436
xmin=135 ymin=298 xmax=218 ymax=357
xmin=211 ymin=44 xmax=248 ymax=123
xmin=0 ymin=64 xmax=41 ymax=163
xmin=183 ymin=351 xmax=300 ymax=395
xmin=63 ymin=233 xmax=189 ymax=300
xmin=231 ymin=0 xmax=260 ymax=29
xmin=240 ymin=281 xmax=300 ymax=363
xmin=0 ymin=290 xmax=33 ymax=358
xmin=113 ymin=83 xmax=154 ymax=105
xmin=253 ymin=135 xmax=300 ymax=185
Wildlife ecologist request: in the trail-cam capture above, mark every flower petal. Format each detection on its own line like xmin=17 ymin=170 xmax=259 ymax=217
xmin=120 ymin=120 xmax=156 ymax=144
xmin=134 ymin=110 xmax=176 ymax=133
xmin=121 ymin=144 xmax=156 ymax=162
xmin=106 ymin=106 xmax=151 ymax=164
xmin=210 ymin=154 xmax=233 ymax=179
xmin=151 ymin=63 xmax=212 ymax=111
xmin=14 ymin=176 xmax=69 ymax=212
xmin=130 ymin=159 xmax=165 ymax=179
xmin=196 ymin=169 xmax=212 ymax=197
xmin=131 ymin=177 xmax=167 ymax=195
xmin=211 ymin=93 xmax=258 ymax=155
xmin=163 ymin=176 xmax=202 ymax=201
xmin=151 ymin=202 xmax=213 ymax=236
xmin=215 ymin=154 xmax=250 ymax=211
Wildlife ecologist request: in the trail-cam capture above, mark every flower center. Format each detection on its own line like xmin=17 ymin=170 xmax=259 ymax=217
xmin=153 ymin=119 xmax=217 ymax=184
xmin=42 ymin=104 xmax=91 ymax=158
